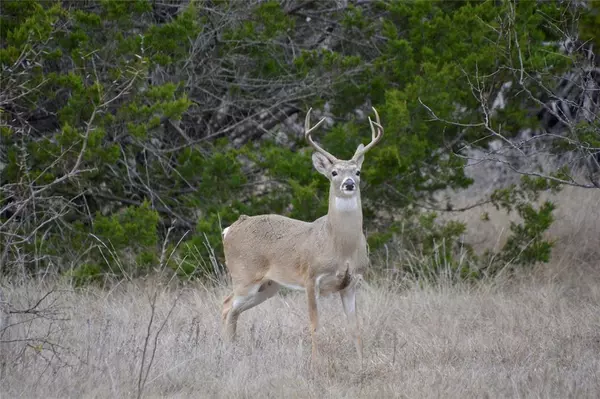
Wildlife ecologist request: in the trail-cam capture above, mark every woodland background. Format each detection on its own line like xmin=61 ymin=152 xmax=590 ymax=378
xmin=1 ymin=1 xmax=599 ymax=397
xmin=1 ymin=0 xmax=599 ymax=281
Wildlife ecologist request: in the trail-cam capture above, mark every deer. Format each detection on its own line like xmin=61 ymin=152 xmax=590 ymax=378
xmin=221 ymin=107 xmax=383 ymax=363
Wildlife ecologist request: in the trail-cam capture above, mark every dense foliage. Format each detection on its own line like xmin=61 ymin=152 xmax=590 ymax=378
xmin=1 ymin=0 xmax=597 ymax=283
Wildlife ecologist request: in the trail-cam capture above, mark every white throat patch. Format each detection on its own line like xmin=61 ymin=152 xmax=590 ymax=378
xmin=335 ymin=196 xmax=359 ymax=212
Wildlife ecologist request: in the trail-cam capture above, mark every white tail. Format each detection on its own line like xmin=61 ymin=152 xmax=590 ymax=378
xmin=221 ymin=227 xmax=230 ymax=239
xmin=221 ymin=107 xmax=384 ymax=363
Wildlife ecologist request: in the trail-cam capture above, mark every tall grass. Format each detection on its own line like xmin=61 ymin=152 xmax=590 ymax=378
xmin=1 ymin=184 xmax=599 ymax=398
xmin=1 ymin=265 xmax=600 ymax=398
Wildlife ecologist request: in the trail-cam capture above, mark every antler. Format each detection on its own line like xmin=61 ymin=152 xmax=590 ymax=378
xmin=352 ymin=107 xmax=384 ymax=161
xmin=305 ymin=108 xmax=338 ymax=163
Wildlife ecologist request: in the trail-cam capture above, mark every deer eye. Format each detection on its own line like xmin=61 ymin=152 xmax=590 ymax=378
xmin=332 ymin=171 xmax=338 ymax=177
xmin=356 ymin=170 xmax=361 ymax=176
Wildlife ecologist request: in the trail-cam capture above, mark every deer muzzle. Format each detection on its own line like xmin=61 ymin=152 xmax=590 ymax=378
xmin=341 ymin=178 xmax=356 ymax=192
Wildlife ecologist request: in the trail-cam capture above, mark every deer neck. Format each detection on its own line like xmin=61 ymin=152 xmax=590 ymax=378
xmin=326 ymin=190 xmax=363 ymax=253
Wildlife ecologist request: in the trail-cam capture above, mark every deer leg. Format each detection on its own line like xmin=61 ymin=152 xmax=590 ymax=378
xmin=340 ymin=285 xmax=363 ymax=363
xmin=222 ymin=293 xmax=234 ymax=324
xmin=223 ymin=281 xmax=280 ymax=341
xmin=306 ymin=279 xmax=319 ymax=363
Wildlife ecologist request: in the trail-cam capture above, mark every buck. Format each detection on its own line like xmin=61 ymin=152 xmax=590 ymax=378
xmin=221 ymin=107 xmax=383 ymax=362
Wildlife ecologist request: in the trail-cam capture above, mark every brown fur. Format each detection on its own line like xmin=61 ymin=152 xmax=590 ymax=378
xmin=221 ymin=108 xmax=383 ymax=364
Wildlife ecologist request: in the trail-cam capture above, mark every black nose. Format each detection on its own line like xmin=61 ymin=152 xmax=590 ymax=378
xmin=343 ymin=180 xmax=355 ymax=191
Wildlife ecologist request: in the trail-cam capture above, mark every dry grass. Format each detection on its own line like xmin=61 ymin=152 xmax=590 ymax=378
xmin=1 ymin=186 xmax=600 ymax=398
xmin=2 ymin=265 xmax=600 ymax=398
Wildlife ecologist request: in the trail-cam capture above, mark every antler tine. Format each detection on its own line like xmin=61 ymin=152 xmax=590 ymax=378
xmin=305 ymin=108 xmax=338 ymax=162
xmin=353 ymin=106 xmax=384 ymax=161
xmin=370 ymin=106 xmax=382 ymax=140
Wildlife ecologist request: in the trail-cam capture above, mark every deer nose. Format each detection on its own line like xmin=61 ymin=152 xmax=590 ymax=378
xmin=342 ymin=178 xmax=356 ymax=191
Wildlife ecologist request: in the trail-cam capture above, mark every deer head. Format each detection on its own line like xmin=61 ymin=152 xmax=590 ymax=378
xmin=306 ymin=107 xmax=383 ymax=212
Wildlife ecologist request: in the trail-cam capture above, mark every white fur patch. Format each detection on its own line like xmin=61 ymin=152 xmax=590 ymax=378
xmin=222 ymin=227 xmax=230 ymax=238
xmin=316 ymin=274 xmax=326 ymax=287
xmin=341 ymin=287 xmax=356 ymax=315
xmin=335 ymin=196 xmax=359 ymax=212
xmin=315 ymin=274 xmax=326 ymax=297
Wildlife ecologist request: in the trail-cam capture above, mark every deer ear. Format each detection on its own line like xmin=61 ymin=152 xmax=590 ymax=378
xmin=312 ymin=152 xmax=333 ymax=176
xmin=353 ymin=144 xmax=365 ymax=168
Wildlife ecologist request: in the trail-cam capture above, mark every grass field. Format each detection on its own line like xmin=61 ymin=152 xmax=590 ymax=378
xmin=1 ymin=187 xmax=599 ymax=398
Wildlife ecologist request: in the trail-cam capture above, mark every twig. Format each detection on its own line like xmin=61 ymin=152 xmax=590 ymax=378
xmin=137 ymin=290 xmax=180 ymax=399
xmin=137 ymin=291 xmax=157 ymax=399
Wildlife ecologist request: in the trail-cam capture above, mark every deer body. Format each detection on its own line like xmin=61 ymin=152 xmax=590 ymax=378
xmin=223 ymin=192 xmax=368 ymax=295
xmin=221 ymin=108 xmax=383 ymax=363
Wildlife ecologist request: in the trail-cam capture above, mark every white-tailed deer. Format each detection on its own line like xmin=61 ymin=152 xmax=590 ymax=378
xmin=221 ymin=107 xmax=383 ymax=362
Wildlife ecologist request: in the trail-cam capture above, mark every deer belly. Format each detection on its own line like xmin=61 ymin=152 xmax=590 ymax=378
xmin=278 ymin=282 xmax=305 ymax=291
xmin=266 ymin=271 xmax=306 ymax=291
xmin=271 ymin=274 xmax=349 ymax=296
